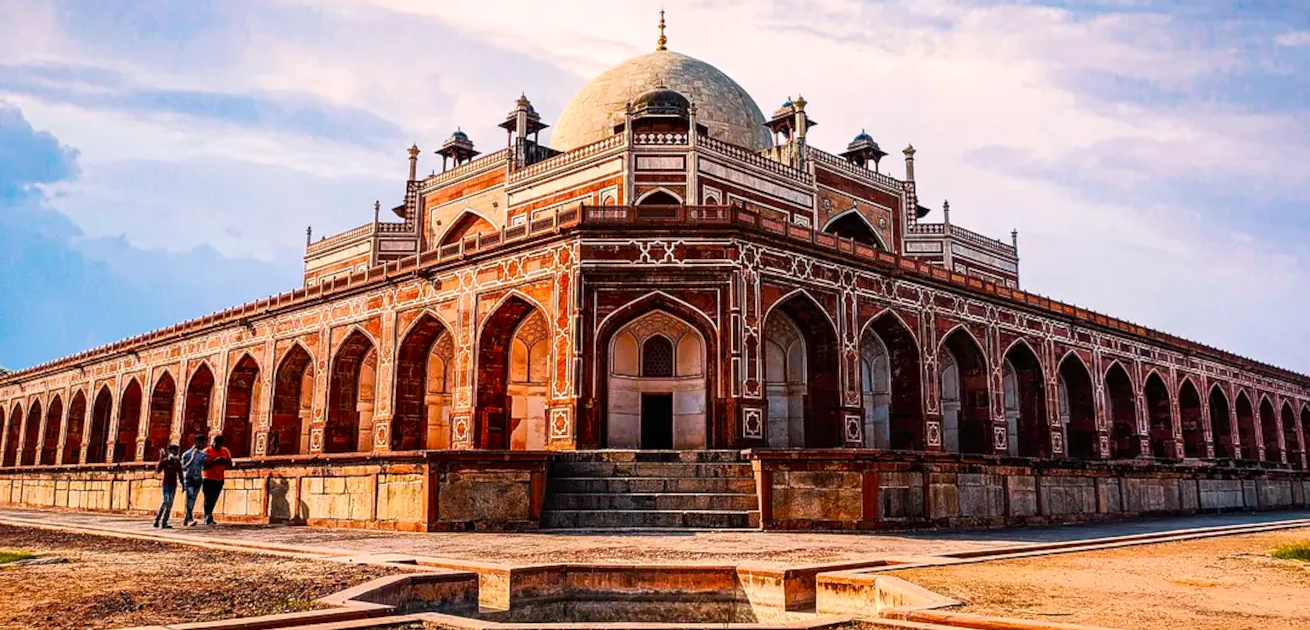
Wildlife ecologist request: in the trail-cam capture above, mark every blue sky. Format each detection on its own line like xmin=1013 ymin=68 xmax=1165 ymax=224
xmin=2 ymin=0 xmax=1309 ymax=373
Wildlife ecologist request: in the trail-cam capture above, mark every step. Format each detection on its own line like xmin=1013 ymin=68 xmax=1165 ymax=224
xmin=547 ymin=461 xmax=755 ymax=478
xmin=545 ymin=492 xmax=760 ymax=511
xmin=271 ymin=615 xmax=419 ymax=630
xmin=547 ymin=476 xmax=758 ymax=494
xmin=541 ymin=509 xmax=760 ymax=529
xmin=550 ymin=450 xmax=746 ymax=463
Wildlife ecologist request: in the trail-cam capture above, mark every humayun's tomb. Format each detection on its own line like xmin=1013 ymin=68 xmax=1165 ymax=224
xmin=1 ymin=22 xmax=1307 ymax=532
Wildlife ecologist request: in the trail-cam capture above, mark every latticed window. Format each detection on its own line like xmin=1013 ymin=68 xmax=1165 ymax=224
xmin=642 ymin=336 xmax=675 ymax=377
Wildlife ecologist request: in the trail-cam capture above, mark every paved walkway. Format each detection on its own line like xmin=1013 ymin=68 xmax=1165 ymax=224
xmin=1 ymin=507 xmax=1306 ymax=568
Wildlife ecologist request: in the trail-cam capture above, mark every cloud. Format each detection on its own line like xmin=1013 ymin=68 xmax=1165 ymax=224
xmin=1275 ymin=30 xmax=1310 ymax=47
xmin=0 ymin=100 xmax=78 ymax=199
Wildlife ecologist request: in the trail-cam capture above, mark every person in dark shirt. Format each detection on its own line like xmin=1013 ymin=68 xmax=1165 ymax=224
xmin=153 ymin=444 xmax=182 ymax=529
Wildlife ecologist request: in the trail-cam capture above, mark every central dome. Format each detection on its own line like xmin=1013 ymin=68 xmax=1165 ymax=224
xmin=551 ymin=50 xmax=773 ymax=152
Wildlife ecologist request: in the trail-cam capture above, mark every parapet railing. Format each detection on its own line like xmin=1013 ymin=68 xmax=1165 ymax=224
xmin=5 ymin=202 xmax=1308 ymax=388
xmin=508 ymin=135 xmax=624 ymax=183
xmin=305 ymin=222 xmax=376 ymax=256
xmin=807 ymin=146 xmax=905 ymax=191
xmin=909 ymin=222 xmax=1016 ymax=256
xmin=419 ymin=149 xmax=511 ymax=193
xmin=698 ymin=135 xmax=813 ymax=185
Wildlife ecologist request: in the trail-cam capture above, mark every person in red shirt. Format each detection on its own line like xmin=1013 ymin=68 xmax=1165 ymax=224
xmin=200 ymin=435 xmax=234 ymax=526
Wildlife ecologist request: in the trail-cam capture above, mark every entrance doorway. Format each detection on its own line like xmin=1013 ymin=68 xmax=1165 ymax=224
xmin=641 ymin=393 xmax=673 ymax=449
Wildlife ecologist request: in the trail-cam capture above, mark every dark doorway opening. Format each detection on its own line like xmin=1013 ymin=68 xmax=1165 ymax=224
xmin=641 ymin=393 xmax=673 ymax=449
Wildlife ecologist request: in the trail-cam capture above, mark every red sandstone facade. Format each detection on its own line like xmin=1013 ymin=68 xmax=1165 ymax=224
xmin=2 ymin=41 xmax=1308 ymax=529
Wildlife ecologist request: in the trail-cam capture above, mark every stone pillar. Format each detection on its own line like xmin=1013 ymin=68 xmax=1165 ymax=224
xmin=371 ymin=310 xmax=398 ymax=452
xmin=1227 ymin=392 xmax=1241 ymax=458
xmin=920 ymin=312 xmax=944 ymax=452
xmin=546 ymin=250 xmax=580 ymax=450
xmin=451 ymin=270 xmax=478 ymax=450
xmin=253 ymin=338 xmax=276 ymax=457
xmin=54 ymin=388 xmax=71 ymax=465
xmin=309 ymin=328 xmax=331 ymax=454
xmin=1200 ymin=379 xmax=1215 ymax=458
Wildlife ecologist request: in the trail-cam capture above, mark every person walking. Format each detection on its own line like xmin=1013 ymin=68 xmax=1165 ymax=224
xmin=153 ymin=444 xmax=182 ymax=529
xmin=201 ymin=435 xmax=233 ymax=526
xmin=180 ymin=435 xmax=208 ymax=527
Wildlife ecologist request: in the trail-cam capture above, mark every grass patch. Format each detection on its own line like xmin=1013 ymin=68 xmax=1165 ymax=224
xmin=1271 ymin=542 xmax=1310 ymax=562
xmin=0 ymin=551 xmax=37 ymax=565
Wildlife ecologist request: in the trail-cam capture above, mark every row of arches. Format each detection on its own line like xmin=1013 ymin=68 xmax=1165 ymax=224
xmin=0 ymin=293 xmax=555 ymax=466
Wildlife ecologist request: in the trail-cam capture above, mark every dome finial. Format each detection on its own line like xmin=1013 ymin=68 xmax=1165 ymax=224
xmin=656 ymin=8 xmax=667 ymax=51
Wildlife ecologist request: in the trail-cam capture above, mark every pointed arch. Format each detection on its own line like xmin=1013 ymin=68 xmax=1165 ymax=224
xmin=764 ymin=290 xmax=842 ymax=448
xmin=437 ymin=208 xmax=498 ymax=248
xmin=1002 ymin=338 xmax=1049 ymax=458
xmin=821 ymin=208 xmax=888 ymax=250
xmin=1234 ymin=389 xmax=1258 ymax=460
xmin=19 ymin=399 xmax=42 ymax=466
xmin=182 ymin=363 xmax=216 ymax=450
xmin=1301 ymin=404 xmax=1310 ymax=469
xmin=1280 ymin=401 xmax=1301 ymax=470
xmin=223 ymin=353 xmax=261 ymax=458
xmin=327 ymin=329 xmax=377 ymax=453
xmin=2 ymin=403 xmax=20 ymax=467
xmin=475 ymin=293 xmax=548 ymax=449
xmin=393 ymin=311 xmax=455 ymax=451
xmin=857 ymin=308 xmax=923 ymax=450
xmin=1208 ymin=384 xmax=1234 ymax=459
xmin=271 ymin=342 xmax=315 ymax=456
xmin=63 ymin=390 xmax=87 ymax=465
xmin=86 ymin=386 xmax=113 ymax=464
xmin=113 ymin=379 xmax=144 ymax=462
xmin=1258 ymin=395 xmax=1281 ymax=463
xmin=1142 ymin=371 xmax=1175 ymax=458
xmin=593 ymin=292 xmax=720 ymax=449
xmin=146 ymin=372 xmax=176 ymax=458
xmin=1058 ymin=352 xmax=1097 ymax=459
xmin=1104 ymin=361 xmax=1139 ymax=458
xmin=635 ymin=187 xmax=683 ymax=205
xmin=1177 ymin=378 xmax=1205 ymax=458
xmin=40 ymin=394 xmax=63 ymax=465
xmin=939 ymin=325 xmax=991 ymax=454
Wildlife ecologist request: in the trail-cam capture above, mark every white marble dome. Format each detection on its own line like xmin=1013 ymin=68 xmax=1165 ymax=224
xmin=551 ymin=50 xmax=773 ymax=152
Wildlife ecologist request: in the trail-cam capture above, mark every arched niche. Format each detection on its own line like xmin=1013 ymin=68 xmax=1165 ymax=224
xmin=20 ymin=400 xmax=42 ymax=466
xmin=1259 ymin=396 xmax=1281 ymax=463
xmin=858 ymin=311 xmax=924 ymax=450
xmin=182 ymin=365 xmax=215 ymax=450
xmin=114 ymin=380 xmax=143 ymax=462
xmin=147 ymin=373 xmax=176 ymax=458
xmin=2 ymin=404 xmax=20 ymax=466
xmin=41 ymin=395 xmax=63 ymax=465
xmin=63 ymin=391 xmax=87 ymax=465
xmin=1235 ymin=391 xmax=1258 ymax=460
xmin=270 ymin=344 xmax=315 ymax=456
xmin=606 ymin=310 xmax=707 ymax=449
xmin=939 ymin=328 xmax=990 ymax=454
xmin=1003 ymin=341 xmax=1049 ymax=458
xmin=1105 ymin=363 xmax=1139 ymax=458
xmin=1178 ymin=380 xmax=1205 ymax=458
xmin=763 ymin=293 xmax=841 ymax=448
xmin=475 ymin=295 xmax=548 ymax=450
xmin=1281 ymin=402 xmax=1301 ymax=470
xmin=1209 ymin=386 xmax=1234 ymax=459
xmin=1143 ymin=372 xmax=1175 ymax=458
xmin=393 ymin=314 xmax=455 ymax=451
xmin=223 ymin=355 xmax=261 ymax=458
xmin=87 ymin=387 xmax=113 ymax=464
xmin=327 ymin=330 xmax=377 ymax=453
xmin=1058 ymin=354 xmax=1097 ymax=459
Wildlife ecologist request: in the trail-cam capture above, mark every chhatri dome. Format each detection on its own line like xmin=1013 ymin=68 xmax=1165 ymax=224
xmin=550 ymin=12 xmax=772 ymax=152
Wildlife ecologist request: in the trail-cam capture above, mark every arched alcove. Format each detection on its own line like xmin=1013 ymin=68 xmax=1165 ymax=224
xmin=114 ymin=380 xmax=143 ymax=462
xmin=327 ymin=331 xmax=377 ymax=453
xmin=1058 ymin=355 xmax=1097 ymax=459
xmin=1178 ymin=380 xmax=1205 ymax=458
xmin=1105 ymin=363 xmax=1139 ymax=458
xmin=182 ymin=365 xmax=215 ymax=450
xmin=1143 ymin=372 xmax=1175 ymax=458
xmin=223 ymin=355 xmax=260 ymax=458
xmin=63 ymin=392 xmax=87 ymax=465
xmin=939 ymin=328 xmax=990 ymax=454
xmin=270 ymin=344 xmax=315 ymax=456
xmin=86 ymin=387 xmax=113 ymax=464
xmin=393 ymin=314 xmax=455 ymax=451
xmin=1235 ymin=392 xmax=1257 ymax=460
xmin=1003 ymin=341 xmax=1048 ymax=458
xmin=1209 ymin=386 xmax=1234 ymax=458
xmin=41 ymin=395 xmax=63 ymax=465
xmin=763 ymin=294 xmax=841 ymax=448
xmin=607 ymin=311 xmax=707 ymax=449
xmin=146 ymin=373 xmax=176 ymax=458
xmin=859 ymin=312 xmax=923 ymax=450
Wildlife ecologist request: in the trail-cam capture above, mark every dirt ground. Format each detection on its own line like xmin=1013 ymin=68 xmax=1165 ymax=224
xmin=891 ymin=527 xmax=1310 ymax=630
xmin=0 ymin=525 xmax=396 ymax=630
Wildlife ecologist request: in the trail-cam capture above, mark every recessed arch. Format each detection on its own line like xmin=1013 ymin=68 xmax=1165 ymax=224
xmin=437 ymin=208 xmax=498 ymax=248
xmin=63 ymin=390 xmax=87 ymax=465
xmin=393 ymin=312 xmax=455 ymax=451
xmin=1002 ymin=338 xmax=1049 ymax=458
xmin=114 ymin=378 xmax=144 ymax=462
xmin=40 ymin=394 xmax=63 ymax=465
xmin=19 ymin=399 xmax=42 ymax=466
xmin=182 ymin=363 xmax=216 ymax=450
xmin=859 ymin=309 xmax=924 ymax=450
xmin=1280 ymin=401 xmax=1301 ymax=470
xmin=146 ymin=372 xmax=176 ymax=458
xmin=1258 ymin=395 xmax=1281 ymax=463
xmin=327 ymin=329 xmax=378 ymax=453
xmin=1209 ymin=384 xmax=1234 ymax=459
xmin=270 ymin=342 xmax=315 ymax=456
xmin=2 ymin=403 xmax=20 ymax=467
xmin=1234 ymin=390 xmax=1258 ymax=460
xmin=86 ymin=385 xmax=113 ymax=464
xmin=1301 ymin=404 xmax=1310 ymax=469
xmin=1058 ymin=353 xmax=1097 ymax=459
xmin=596 ymin=290 xmax=720 ymax=335
xmin=1104 ymin=362 xmax=1139 ymax=458
xmin=223 ymin=353 xmax=261 ymax=458
xmin=605 ymin=310 xmax=709 ymax=449
xmin=1142 ymin=371 xmax=1175 ymax=458
xmin=635 ymin=187 xmax=683 ymax=205
xmin=821 ymin=207 xmax=887 ymax=249
xmin=938 ymin=326 xmax=992 ymax=454
xmin=764 ymin=290 xmax=842 ymax=448
xmin=1177 ymin=378 xmax=1205 ymax=458
xmin=475 ymin=293 xmax=548 ymax=449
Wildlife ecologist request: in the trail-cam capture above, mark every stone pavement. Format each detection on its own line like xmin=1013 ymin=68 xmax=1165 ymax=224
xmin=1 ymin=507 xmax=1307 ymax=568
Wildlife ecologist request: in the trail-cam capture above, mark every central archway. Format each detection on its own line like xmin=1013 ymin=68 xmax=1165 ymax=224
xmin=393 ymin=314 xmax=455 ymax=451
xmin=41 ymin=395 xmax=63 ymax=465
xmin=1003 ymin=341 xmax=1048 ymax=457
xmin=607 ymin=310 xmax=707 ymax=449
xmin=939 ymin=328 xmax=990 ymax=454
xmin=327 ymin=330 xmax=377 ymax=453
xmin=859 ymin=312 xmax=923 ymax=450
xmin=763 ymin=293 xmax=841 ymax=448
xmin=475 ymin=295 xmax=548 ymax=450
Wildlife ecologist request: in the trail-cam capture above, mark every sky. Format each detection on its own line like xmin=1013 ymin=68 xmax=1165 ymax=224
xmin=1 ymin=0 xmax=1308 ymax=373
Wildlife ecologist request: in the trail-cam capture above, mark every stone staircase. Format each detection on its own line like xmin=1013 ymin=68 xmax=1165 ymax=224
xmin=542 ymin=451 xmax=761 ymax=530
